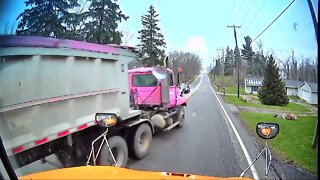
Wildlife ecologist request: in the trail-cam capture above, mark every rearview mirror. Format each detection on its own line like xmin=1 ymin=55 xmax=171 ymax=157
xmin=95 ymin=113 xmax=118 ymax=127
xmin=256 ymin=122 xmax=279 ymax=139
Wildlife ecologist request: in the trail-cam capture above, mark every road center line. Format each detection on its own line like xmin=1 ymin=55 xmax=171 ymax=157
xmin=208 ymin=76 xmax=260 ymax=180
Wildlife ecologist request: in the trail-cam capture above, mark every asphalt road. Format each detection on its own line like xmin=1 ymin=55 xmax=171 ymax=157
xmin=127 ymin=73 xmax=253 ymax=177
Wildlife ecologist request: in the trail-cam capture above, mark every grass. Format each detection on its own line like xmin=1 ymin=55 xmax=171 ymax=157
xmin=213 ymin=75 xmax=236 ymax=87
xmin=288 ymin=96 xmax=300 ymax=100
xmin=224 ymin=95 xmax=311 ymax=112
xmin=224 ymin=86 xmax=246 ymax=95
xmin=211 ymin=75 xmax=247 ymax=95
xmin=239 ymin=112 xmax=318 ymax=174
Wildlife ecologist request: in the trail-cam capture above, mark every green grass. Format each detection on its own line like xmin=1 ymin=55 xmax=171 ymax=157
xmin=224 ymin=95 xmax=311 ymax=112
xmin=288 ymin=96 xmax=300 ymax=100
xmin=239 ymin=112 xmax=318 ymax=174
xmin=213 ymin=75 xmax=236 ymax=87
xmin=224 ymin=86 xmax=246 ymax=95
xmin=211 ymin=75 xmax=246 ymax=95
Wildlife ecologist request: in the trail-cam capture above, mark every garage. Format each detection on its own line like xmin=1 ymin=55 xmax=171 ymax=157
xmin=298 ymin=82 xmax=318 ymax=105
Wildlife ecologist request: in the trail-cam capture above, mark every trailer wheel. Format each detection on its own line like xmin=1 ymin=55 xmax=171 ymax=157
xmin=177 ymin=106 xmax=185 ymax=128
xmin=98 ymin=136 xmax=128 ymax=167
xmin=129 ymin=123 xmax=152 ymax=159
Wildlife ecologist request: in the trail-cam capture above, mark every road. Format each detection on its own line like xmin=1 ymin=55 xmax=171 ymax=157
xmin=127 ymin=73 xmax=261 ymax=178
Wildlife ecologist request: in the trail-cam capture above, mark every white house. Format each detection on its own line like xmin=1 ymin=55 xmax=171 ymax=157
xmin=244 ymin=77 xmax=263 ymax=94
xmin=283 ymin=80 xmax=303 ymax=96
xmin=298 ymin=82 xmax=318 ymax=105
xmin=244 ymin=77 xmax=318 ymax=104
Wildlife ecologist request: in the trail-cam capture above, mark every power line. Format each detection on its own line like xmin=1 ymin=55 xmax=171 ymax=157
xmin=266 ymin=47 xmax=317 ymax=57
xmin=227 ymin=0 xmax=237 ymax=25
xmin=241 ymin=0 xmax=267 ymax=36
xmin=240 ymin=0 xmax=256 ymax=26
xmin=233 ymin=0 xmax=245 ymax=24
xmin=253 ymin=0 xmax=296 ymax=42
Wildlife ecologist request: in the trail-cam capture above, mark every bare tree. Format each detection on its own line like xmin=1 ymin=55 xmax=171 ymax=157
xmin=168 ymin=51 xmax=202 ymax=82
xmin=122 ymin=29 xmax=135 ymax=46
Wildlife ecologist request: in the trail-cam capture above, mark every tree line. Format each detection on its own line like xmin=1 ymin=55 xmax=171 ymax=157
xmin=12 ymin=0 xmax=201 ymax=81
xmin=212 ymin=36 xmax=317 ymax=83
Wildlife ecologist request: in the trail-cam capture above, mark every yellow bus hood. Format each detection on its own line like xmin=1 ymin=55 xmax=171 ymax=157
xmin=20 ymin=166 xmax=252 ymax=180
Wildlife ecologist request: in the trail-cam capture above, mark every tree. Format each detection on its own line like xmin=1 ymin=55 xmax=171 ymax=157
xmin=213 ymin=58 xmax=222 ymax=76
xmin=258 ymin=55 xmax=289 ymax=106
xmin=16 ymin=0 xmax=79 ymax=38
xmin=138 ymin=5 xmax=166 ymax=66
xmin=63 ymin=0 xmax=89 ymax=40
xmin=224 ymin=46 xmax=234 ymax=76
xmin=241 ymin=36 xmax=255 ymax=75
xmin=82 ymin=0 xmax=128 ymax=44
xmin=168 ymin=51 xmax=202 ymax=82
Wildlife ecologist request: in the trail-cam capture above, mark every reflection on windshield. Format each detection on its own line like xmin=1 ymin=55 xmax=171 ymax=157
xmin=0 ymin=0 xmax=318 ymax=179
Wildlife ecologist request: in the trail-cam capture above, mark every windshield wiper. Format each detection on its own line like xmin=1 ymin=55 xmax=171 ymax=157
xmin=0 ymin=136 xmax=18 ymax=180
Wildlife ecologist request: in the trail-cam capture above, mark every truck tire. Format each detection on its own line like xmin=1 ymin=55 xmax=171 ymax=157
xmin=98 ymin=136 xmax=128 ymax=167
xmin=128 ymin=123 xmax=152 ymax=159
xmin=177 ymin=106 xmax=185 ymax=128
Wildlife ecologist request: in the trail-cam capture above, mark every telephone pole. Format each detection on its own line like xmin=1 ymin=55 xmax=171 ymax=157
xmin=227 ymin=25 xmax=241 ymax=98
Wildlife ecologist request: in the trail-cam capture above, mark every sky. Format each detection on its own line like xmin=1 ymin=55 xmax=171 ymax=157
xmin=0 ymin=0 xmax=318 ymax=68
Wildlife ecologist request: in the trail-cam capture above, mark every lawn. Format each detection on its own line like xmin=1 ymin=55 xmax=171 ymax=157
xmin=211 ymin=75 xmax=246 ymax=95
xmin=224 ymin=86 xmax=246 ymax=95
xmin=213 ymin=75 xmax=236 ymax=87
xmin=288 ymin=96 xmax=300 ymax=100
xmin=239 ymin=112 xmax=318 ymax=174
xmin=224 ymin=95 xmax=311 ymax=112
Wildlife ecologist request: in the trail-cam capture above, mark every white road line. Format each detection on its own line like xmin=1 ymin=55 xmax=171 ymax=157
xmin=208 ymin=76 xmax=260 ymax=180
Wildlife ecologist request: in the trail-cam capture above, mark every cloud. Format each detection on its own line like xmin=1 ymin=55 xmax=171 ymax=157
xmin=183 ymin=36 xmax=209 ymax=54
xmin=181 ymin=36 xmax=210 ymax=68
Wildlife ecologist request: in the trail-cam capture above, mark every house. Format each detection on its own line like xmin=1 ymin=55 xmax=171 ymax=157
xmin=283 ymin=80 xmax=303 ymax=96
xmin=298 ymin=82 xmax=318 ymax=105
xmin=244 ymin=77 xmax=263 ymax=94
xmin=244 ymin=77 xmax=318 ymax=104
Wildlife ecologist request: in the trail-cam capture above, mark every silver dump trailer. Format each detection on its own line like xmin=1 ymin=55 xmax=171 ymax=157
xmin=0 ymin=36 xmax=153 ymax=169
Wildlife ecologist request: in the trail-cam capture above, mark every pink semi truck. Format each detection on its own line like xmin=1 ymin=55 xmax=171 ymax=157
xmin=0 ymin=35 xmax=188 ymax=173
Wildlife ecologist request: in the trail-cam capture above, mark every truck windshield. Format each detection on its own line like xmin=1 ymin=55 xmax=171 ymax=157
xmin=133 ymin=74 xmax=158 ymax=87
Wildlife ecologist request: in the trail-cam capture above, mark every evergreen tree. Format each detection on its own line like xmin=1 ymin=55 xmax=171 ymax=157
xmin=253 ymin=53 xmax=267 ymax=77
xmin=258 ymin=55 xmax=289 ymax=105
xmin=138 ymin=5 xmax=166 ymax=66
xmin=16 ymin=0 xmax=79 ymax=38
xmin=83 ymin=0 xmax=128 ymax=44
xmin=224 ymin=46 xmax=234 ymax=76
xmin=241 ymin=36 xmax=255 ymax=75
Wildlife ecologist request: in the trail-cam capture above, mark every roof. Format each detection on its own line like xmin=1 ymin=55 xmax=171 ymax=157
xmin=299 ymin=82 xmax=318 ymax=92
xmin=245 ymin=77 xmax=263 ymax=86
xmin=308 ymin=83 xmax=318 ymax=92
xmin=283 ymin=80 xmax=303 ymax=88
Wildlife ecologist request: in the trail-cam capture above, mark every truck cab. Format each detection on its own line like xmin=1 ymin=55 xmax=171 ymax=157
xmin=128 ymin=66 xmax=186 ymax=109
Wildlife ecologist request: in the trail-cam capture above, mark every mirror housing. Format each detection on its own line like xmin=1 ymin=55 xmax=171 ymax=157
xmin=95 ymin=113 xmax=118 ymax=127
xmin=256 ymin=122 xmax=279 ymax=139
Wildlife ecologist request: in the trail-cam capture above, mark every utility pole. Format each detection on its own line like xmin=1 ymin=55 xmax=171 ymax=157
xmin=227 ymin=25 xmax=241 ymax=98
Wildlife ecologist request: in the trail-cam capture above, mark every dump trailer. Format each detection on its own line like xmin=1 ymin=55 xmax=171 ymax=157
xmin=0 ymin=35 xmax=187 ymax=170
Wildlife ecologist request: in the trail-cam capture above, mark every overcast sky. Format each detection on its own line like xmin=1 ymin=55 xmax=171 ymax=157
xmin=0 ymin=0 xmax=318 ymax=68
